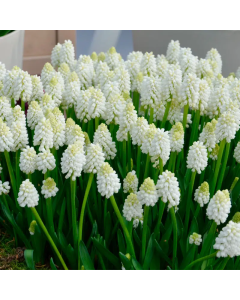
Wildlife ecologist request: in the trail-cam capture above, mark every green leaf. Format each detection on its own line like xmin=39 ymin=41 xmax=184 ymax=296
xmin=24 ymin=249 xmax=35 ymax=270
xmin=92 ymin=237 xmax=121 ymax=269
xmin=104 ymin=212 xmax=111 ymax=242
xmin=117 ymin=229 xmax=126 ymax=254
xmin=117 ymin=161 xmax=124 ymax=178
xmin=143 ymin=233 xmax=155 ymax=270
xmin=79 ymin=241 xmax=95 ymax=270
xmin=154 ymin=239 xmax=172 ymax=267
xmin=132 ymin=258 xmax=143 ymax=270
xmin=133 ymin=230 xmax=141 ymax=247
xmin=50 ymin=258 xmax=58 ymax=270
xmin=119 ymin=252 xmax=133 ymax=270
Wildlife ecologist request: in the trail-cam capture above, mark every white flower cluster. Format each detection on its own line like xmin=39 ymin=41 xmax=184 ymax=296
xmin=19 ymin=146 xmax=37 ymax=174
xmin=93 ymin=123 xmax=116 ymax=160
xmin=61 ymin=141 xmax=86 ymax=180
xmin=84 ymin=143 xmax=105 ymax=173
xmin=149 ymin=128 xmax=170 ymax=167
xmin=206 ymin=190 xmax=231 ymax=225
xmin=194 ymin=182 xmax=210 ymax=207
xmin=234 ymin=142 xmax=240 ymax=163
xmin=41 ymin=177 xmax=58 ymax=199
xmin=137 ymin=178 xmax=158 ymax=207
xmin=123 ymin=171 xmax=138 ymax=194
xmin=97 ymin=162 xmax=120 ymax=198
xmin=187 ymin=141 xmax=208 ymax=174
xmin=199 ymin=119 xmax=217 ymax=151
xmin=189 ymin=233 xmax=202 ymax=246
xmin=169 ymin=122 xmax=184 ymax=153
xmin=156 ymin=171 xmax=180 ymax=209
xmin=36 ymin=149 xmax=56 ymax=174
xmin=17 ymin=179 xmax=39 ymax=208
xmin=214 ymin=216 xmax=240 ymax=258
xmin=122 ymin=193 xmax=143 ymax=222
xmin=0 ymin=181 xmax=10 ymax=195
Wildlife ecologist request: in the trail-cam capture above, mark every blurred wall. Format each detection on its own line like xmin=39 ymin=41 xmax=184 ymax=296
xmin=23 ymin=30 xmax=76 ymax=74
xmin=132 ymin=30 xmax=240 ymax=77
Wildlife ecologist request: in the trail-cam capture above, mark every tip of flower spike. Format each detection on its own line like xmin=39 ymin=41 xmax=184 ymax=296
xmin=98 ymin=52 xmax=106 ymax=62
xmin=50 ymin=76 xmax=58 ymax=86
xmin=69 ymin=71 xmax=79 ymax=82
xmin=122 ymin=91 xmax=130 ymax=101
xmin=199 ymin=181 xmax=209 ymax=194
xmin=66 ymin=118 xmax=75 ymax=127
xmin=141 ymin=177 xmax=155 ymax=193
xmin=125 ymin=253 xmax=131 ymax=260
xmin=59 ymin=63 xmax=70 ymax=73
xmin=44 ymin=62 xmax=54 ymax=72
xmin=29 ymin=220 xmax=37 ymax=235
xmin=232 ymin=212 xmax=240 ymax=223
xmin=228 ymin=72 xmax=235 ymax=78
xmin=108 ymin=47 xmax=117 ymax=54
xmin=137 ymin=72 xmax=144 ymax=82
xmin=91 ymin=52 xmax=98 ymax=61
xmin=100 ymin=162 xmax=113 ymax=175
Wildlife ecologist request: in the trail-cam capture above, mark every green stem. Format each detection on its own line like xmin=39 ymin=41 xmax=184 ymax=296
xmin=184 ymin=171 xmax=196 ymax=234
xmin=210 ymin=139 xmax=226 ymax=197
xmin=4 ymin=151 xmax=18 ymax=201
xmin=78 ymin=173 xmax=94 ymax=269
xmin=182 ymin=103 xmax=189 ymax=130
xmin=123 ymin=140 xmax=127 ymax=178
xmin=216 ymin=142 xmax=230 ymax=192
xmin=143 ymin=154 xmax=150 ymax=180
xmin=127 ymin=133 xmax=132 ymax=173
xmin=189 ymin=110 xmax=200 ymax=146
xmin=184 ymin=251 xmax=218 ymax=270
xmin=15 ymin=150 xmax=20 ymax=191
xmin=30 ymin=207 xmax=68 ymax=270
xmin=21 ymin=99 xmax=25 ymax=111
xmin=161 ymin=101 xmax=171 ymax=128
xmin=169 ymin=206 xmax=177 ymax=269
xmin=154 ymin=200 xmax=166 ymax=237
xmin=136 ymin=146 xmax=142 ymax=179
xmin=70 ymin=179 xmax=77 ymax=251
xmin=46 ymin=197 xmax=54 ymax=234
xmin=95 ymin=117 xmax=99 ymax=131
xmin=219 ymin=256 xmax=230 ymax=270
xmin=230 ymin=177 xmax=239 ymax=193
xmin=149 ymin=107 xmax=154 ymax=124
xmin=11 ymin=98 xmax=15 ymax=108
xmin=110 ymin=195 xmax=135 ymax=258
xmin=142 ymin=205 xmax=150 ymax=261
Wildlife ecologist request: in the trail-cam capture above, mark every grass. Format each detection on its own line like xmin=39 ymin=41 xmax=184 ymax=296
xmin=0 ymin=227 xmax=49 ymax=270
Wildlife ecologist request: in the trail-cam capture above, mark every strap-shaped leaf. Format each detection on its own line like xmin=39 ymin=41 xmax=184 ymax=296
xmin=79 ymin=241 xmax=95 ymax=270
xmin=24 ymin=249 xmax=35 ymax=270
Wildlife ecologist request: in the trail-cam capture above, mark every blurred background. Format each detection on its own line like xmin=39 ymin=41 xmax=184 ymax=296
xmin=1 ymin=30 xmax=240 ymax=76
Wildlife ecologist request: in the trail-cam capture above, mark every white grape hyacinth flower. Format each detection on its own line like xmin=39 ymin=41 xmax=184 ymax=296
xmin=178 ymin=47 xmax=198 ymax=77
xmin=206 ymin=48 xmax=222 ymax=75
xmin=156 ymin=54 xmax=169 ymax=78
xmin=13 ymin=70 xmax=32 ymax=103
xmin=161 ymin=64 xmax=182 ymax=102
xmin=51 ymin=43 xmax=62 ymax=69
xmin=76 ymin=88 xmax=92 ymax=123
xmin=60 ymin=40 xmax=75 ymax=70
xmin=48 ymin=111 xmax=66 ymax=150
xmin=209 ymin=144 xmax=219 ymax=161
xmin=123 ymin=171 xmax=138 ymax=194
xmin=93 ymin=123 xmax=117 ymax=160
xmin=84 ymin=143 xmax=105 ymax=174
xmin=61 ymin=141 xmax=86 ymax=181
xmin=105 ymin=47 xmax=122 ymax=70
xmin=156 ymin=170 xmax=180 ymax=209
xmin=189 ymin=233 xmax=202 ymax=246
xmin=0 ymin=118 xmax=13 ymax=152
xmin=27 ymin=101 xmax=44 ymax=130
xmin=45 ymin=73 xmax=64 ymax=107
xmin=141 ymin=124 xmax=157 ymax=155
xmin=11 ymin=121 xmax=29 ymax=152
xmin=179 ymin=73 xmax=200 ymax=109
xmin=123 ymin=193 xmax=143 ymax=222
xmin=117 ymin=102 xmax=138 ymax=142
xmin=194 ymin=182 xmax=210 ymax=207
xmin=198 ymin=79 xmax=211 ymax=115
xmin=39 ymin=93 xmax=56 ymax=114
xmin=0 ymin=181 xmax=10 ymax=195
xmin=36 ymin=149 xmax=56 ymax=174
xmin=169 ymin=122 xmax=184 ymax=153
xmin=3 ymin=67 xmax=21 ymax=100
xmin=105 ymin=93 xmax=125 ymax=125
xmin=187 ymin=141 xmax=208 ymax=174
xmin=31 ymin=75 xmax=43 ymax=102
xmin=33 ymin=117 xmax=53 ymax=151
xmin=149 ymin=128 xmax=171 ymax=167
xmin=137 ymin=178 xmax=158 ymax=207
xmin=41 ymin=177 xmax=59 ymax=199
xmin=213 ymin=213 xmax=240 ymax=258
xmin=65 ymin=118 xmax=85 ymax=146
xmin=133 ymin=215 xmax=144 ymax=229
xmin=233 ymin=141 xmax=240 ymax=163
xmin=19 ymin=146 xmax=37 ymax=174
xmin=96 ymin=162 xmax=121 ymax=199
xmin=17 ymin=179 xmax=39 ymax=208
xmin=215 ymin=111 xmax=240 ymax=143
xmin=0 ymin=96 xmax=13 ymax=124
xmin=199 ymin=119 xmax=217 ymax=151
xmin=166 ymin=40 xmax=180 ymax=64
xmin=206 ymin=190 xmax=231 ymax=225
xmin=130 ymin=117 xmax=149 ymax=146
xmin=113 ymin=67 xmax=131 ymax=95
xmin=41 ymin=63 xmax=55 ymax=89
